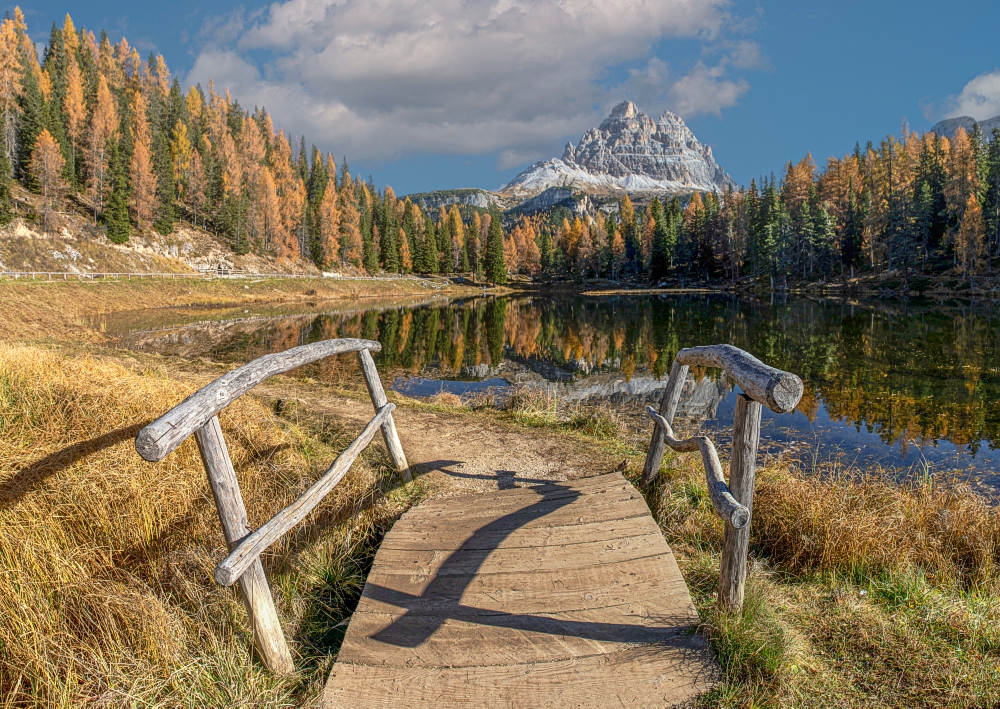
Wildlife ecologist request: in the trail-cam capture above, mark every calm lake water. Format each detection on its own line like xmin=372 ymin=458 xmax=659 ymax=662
xmin=94 ymin=293 xmax=1000 ymax=493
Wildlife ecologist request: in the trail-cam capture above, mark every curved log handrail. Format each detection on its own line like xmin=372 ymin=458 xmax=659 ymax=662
xmin=215 ymin=403 xmax=396 ymax=587
xmin=645 ymin=407 xmax=749 ymax=529
xmin=675 ymin=344 xmax=803 ymax=414
xmin=135 ymin=338 xmax=382 ymax=462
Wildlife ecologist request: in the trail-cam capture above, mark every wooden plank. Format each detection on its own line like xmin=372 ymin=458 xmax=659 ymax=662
xmin=378 ymin=512 xmax=654 ymax=551
xmin=358 ymin=348 xmax=411 ymax=482
xmin=336 ymin=606 xmax=698 ymax=668
xmin=358 ymin=558 xmax=692 ymax=617
xmin=369 ymin=533 xmax=666 ymax=577
xmin=324 ymin=642 xmax=714 ymax=709
xmin=137 ymin=338 xmax=381 ymax=462
xmin=214 ymin=404 xmax=396 ymax=586
xmin=194 ymin=416 xmax=294 ymax=674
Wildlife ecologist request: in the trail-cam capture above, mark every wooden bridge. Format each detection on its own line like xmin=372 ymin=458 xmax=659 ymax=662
xmin=136 ymin=340 xmax=802 ymax=708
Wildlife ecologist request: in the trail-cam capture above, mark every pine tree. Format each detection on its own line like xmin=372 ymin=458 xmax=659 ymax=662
xmin=104 ymin=138 xmax=130 ymax=243
xmin=483 ymin=210 xmax=506 ymax=284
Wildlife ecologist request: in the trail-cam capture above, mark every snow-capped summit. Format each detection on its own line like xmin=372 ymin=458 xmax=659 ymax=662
xmin=501 ymin=101 xmax=733 ymax=199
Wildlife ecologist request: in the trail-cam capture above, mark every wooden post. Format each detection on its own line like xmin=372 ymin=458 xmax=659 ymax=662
xmin=718 ymin=394 xmax=762 ymax=611
xmin=194 ymin=416 xmax=295 ymax=674
xmin=357 ymin=349 xmax=411 ymax=482
xmin=641 ymin=361 xmax=690 ymax=486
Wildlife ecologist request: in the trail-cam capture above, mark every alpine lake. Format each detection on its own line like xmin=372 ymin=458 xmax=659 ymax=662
xmin=89 ymin=290 xmax=1000 ymax=495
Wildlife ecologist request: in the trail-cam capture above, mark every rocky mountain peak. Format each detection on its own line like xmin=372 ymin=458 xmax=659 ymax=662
xmin=503 ymin=102 xmax=732 ymax=200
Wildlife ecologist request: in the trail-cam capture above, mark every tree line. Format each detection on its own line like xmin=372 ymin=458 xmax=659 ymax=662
xmin=526 ymin=123 xmax=1000 ymax=286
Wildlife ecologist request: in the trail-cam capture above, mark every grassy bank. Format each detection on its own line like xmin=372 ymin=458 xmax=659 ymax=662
xmin=0 ymin=345 xmax=424 ymax=706
xmin=0 ymin=276 xmax=476 ymax=341
xmin=1 ymin=347 xmax=998 ymax=707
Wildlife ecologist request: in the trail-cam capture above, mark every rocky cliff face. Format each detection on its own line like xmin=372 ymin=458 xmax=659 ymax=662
xmin=502 ymin=101 xmax=732 ymax=199
xmin=930 ymin=115 xmax=1000 ymax=140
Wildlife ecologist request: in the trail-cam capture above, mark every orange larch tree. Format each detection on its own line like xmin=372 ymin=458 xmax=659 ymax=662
xmin=129 ymin=89 xmax=157 ymax=228
xmin=86 ymin=75 xmax=119 ymax=223
xmin=30 ymin=129 xmax=65 ymax=232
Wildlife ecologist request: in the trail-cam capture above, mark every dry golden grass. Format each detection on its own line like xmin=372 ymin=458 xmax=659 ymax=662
xmin=649 ymin=453 xmax=1000 ymax=708
xmin=0 ymin=345 xmax=417 ymax=706
xmin=752 ymin=469 xmax=1000 ymax=590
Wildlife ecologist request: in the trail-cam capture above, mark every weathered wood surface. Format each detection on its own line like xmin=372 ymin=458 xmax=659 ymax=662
xmin=641 ymin=360 xmax=690 ymax=485
xmin=136 ymin=338 xmax=381 ymax=462
xmin=215 ymin=404 xmax=396 ymax=587
xmin=718 ymin=394 xmax=762 ymax=610
xmin=194 ymin=416 xmax=294 ymax=674
xmin=357 ymin=348 xmax=411 ymax=482
xmin=675 ymin=344 xmax=803 ymax=413
xmin=323 ymin=472 xmax=717 ymax=708
xmin=646 ymin=407 xmax=749 ymax=529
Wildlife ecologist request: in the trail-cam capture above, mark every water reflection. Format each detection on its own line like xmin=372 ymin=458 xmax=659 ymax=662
xmin=107 ymin=293 xmax=1000 ymax=488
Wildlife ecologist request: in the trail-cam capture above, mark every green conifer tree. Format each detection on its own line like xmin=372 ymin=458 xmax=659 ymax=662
xmin=483 ymin=210 xmax=506 ymax=284
xmin=0 ymin=151 xmax=14 ymax=227
xmin=104 ymin=139 xmax=131 ymax=244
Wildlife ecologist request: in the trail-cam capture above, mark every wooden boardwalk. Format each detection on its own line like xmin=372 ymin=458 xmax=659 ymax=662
xmin=323 ymin=472 xmax=717 ymax=708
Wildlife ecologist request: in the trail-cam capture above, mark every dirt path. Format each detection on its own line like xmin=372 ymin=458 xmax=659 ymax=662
xmin=257 ymin=379 xmax=622 ymax=499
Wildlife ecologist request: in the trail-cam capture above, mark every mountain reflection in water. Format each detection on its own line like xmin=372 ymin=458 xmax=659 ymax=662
xmin=106 ymin=293 xmax=1000 ymax=490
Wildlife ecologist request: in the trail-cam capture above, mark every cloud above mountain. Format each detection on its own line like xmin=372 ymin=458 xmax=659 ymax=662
xmin=186 ymin=0 xmax=761 ymax=167
xmin=942 ymin=69 xmax=1000 ymax=121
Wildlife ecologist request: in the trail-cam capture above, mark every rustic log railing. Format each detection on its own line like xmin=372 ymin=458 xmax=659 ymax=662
xmin=641 ymin=345 xmax=803 ymax=612
xmin=134 ymin=338 xmax=411 ymax=674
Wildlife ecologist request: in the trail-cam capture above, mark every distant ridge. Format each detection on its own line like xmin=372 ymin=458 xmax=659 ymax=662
xmin=930 ymin=114 xmax=1000 ymax=140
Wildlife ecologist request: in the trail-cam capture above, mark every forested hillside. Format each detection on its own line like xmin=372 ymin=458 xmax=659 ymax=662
xmin=0 ymin=9 xmax=520 ymax=279
xmin=535 ymin=123 xmax=1000 ymax=288
xmin=4 ymin=7 xmax=997 ymax=288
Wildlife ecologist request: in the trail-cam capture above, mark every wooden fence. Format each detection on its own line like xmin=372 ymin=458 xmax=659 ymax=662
xmin=0 ymin=270 xmax=450 ymax=283
xmin=134 ymin=338 xmax=410 ymax=673
xmin=641 ymin=344 xmax=803 ymax=611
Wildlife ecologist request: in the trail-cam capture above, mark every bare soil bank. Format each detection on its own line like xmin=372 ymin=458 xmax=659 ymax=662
xmin=0 ymin=276 xmax=478 ymax=341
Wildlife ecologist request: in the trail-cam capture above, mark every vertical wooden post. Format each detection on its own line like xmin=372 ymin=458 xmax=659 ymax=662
xmin=357 ymin=348 xmax=412 ymax=482
xmin=194 ymin=416 xmax=295 ymax=674
xmin=718 ymin=394 xmax=762 ymax=611
xmin=641 ymin=360 xmax=690 ymax=486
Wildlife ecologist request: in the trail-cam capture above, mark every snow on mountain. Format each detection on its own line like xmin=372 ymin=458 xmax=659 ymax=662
xmin=501 ymin=101 xmax=733 ymax=199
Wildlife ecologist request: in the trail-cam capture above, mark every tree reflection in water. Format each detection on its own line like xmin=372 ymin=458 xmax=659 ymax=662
xmin=114 ymin=294 xmax=1000 ymax=485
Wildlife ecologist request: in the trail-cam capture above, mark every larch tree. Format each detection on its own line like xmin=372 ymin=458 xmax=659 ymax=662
xmin=30 ymin=128 xmax=65 ymax=232
xmin=399 ymin=226 xmax=412 ymax=271
xmin=0 ymin=18 xmax=23 ymax=171
xmin=62 ymin=54 xmax=85 ymax=180
xmin=338 ymin=183 xmax=363 ymax=268
xmin=86 ymin=75 xmax=118 ymax=222
xmin=318 ymin=175 xmax=341 ymax=267
xmin=129 ymin=90 xmax=157 ymax=229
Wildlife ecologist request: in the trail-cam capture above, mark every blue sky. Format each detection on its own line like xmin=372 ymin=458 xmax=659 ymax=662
xmin=12 ymin=0 xmax=1000 ymax=196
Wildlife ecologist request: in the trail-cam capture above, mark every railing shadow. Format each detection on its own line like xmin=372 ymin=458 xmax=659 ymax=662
xmin=366 ymin=480 xmax=581 ymax=647
xmin=1 ymin=423 xmax=147 ymax=508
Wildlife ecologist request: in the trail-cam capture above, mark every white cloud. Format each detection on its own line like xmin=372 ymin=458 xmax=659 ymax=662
xmin=186 ymin=0 xmax=755 ymax=167
xmin=943 ymin=69 xmax=1000 ymax=121
xmin=668 ymin=61 xmax=748 ymax=117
